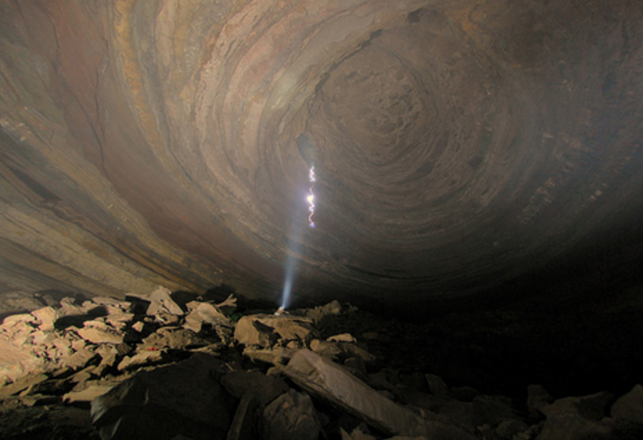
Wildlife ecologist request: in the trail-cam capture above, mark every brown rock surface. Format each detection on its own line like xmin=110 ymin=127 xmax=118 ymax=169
xmin=0 ymin=0 xmax=641 ymax=314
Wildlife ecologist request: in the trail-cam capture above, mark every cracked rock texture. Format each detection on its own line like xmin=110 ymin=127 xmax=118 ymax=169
xmin=1 ymin=0 xmax=643 ymax=312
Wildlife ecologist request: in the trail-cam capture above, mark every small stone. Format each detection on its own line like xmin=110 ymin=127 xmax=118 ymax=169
xmin=131 ymin=321 xmax=145 ymax=333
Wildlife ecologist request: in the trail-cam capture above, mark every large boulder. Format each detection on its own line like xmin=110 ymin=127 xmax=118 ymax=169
xmin=92 ymin=353 xmax=232 ymax=440
xmin=284 ymin=349 xmax=475 ymax=439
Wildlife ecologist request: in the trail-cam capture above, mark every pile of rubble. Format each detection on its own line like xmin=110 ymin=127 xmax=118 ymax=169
xmin=0 ymin=288 xmax=643 ymax=440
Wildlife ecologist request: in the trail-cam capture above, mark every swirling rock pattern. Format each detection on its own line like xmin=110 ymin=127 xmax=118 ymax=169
xmin=0 ymin=0 xmax=642 ymax=308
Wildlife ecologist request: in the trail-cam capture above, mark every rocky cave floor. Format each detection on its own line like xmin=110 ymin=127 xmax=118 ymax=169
xmin=0 ymin=288 xmax=642 ymax=440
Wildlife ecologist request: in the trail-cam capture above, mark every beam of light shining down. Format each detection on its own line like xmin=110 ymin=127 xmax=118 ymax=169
xmin=308 ymin=165 xmax=316 ymax=228
xmin=280 ymin=164 xmax=317 ymax=310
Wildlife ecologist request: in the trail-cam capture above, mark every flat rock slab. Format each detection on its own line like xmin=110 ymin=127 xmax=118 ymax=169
xmin=284 ymin=350 xmax=471 ymax=438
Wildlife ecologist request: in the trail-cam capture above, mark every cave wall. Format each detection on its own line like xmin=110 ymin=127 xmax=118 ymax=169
xmin=1 ymin=0 xmax=643 ymax=310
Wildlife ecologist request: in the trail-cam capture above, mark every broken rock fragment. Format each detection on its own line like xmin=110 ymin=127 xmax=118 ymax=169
xmin=263 ymin=389 xmax=320 ymax=440
xmin=234 ymin=314 xmax=318 ymax=347
xmin=146 ymin=286 xmax=184 ymax=317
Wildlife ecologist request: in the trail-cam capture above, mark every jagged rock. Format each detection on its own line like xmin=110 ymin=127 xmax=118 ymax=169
xmin=310 ymin=339 xmax=344 ymax=359
xmin=94 ymin=344 xmax=121 ymax=368
xmin=528 ymin=384 xmax=554 ymax=418
xmin=184 ymin=302 xmax=230 ymax=330
xmin=540 ymin=391 xmax=613 ymax=421
xmin=117 ymin=349 xmax=166 ymax=371
xmin=139 ymin=327 xmax=209 ymax=351
xmin=0 ymin=372 xmax=49 ymax=398
xmin=425 ymin=373 xmax=449 ymax=397
xmin=220 ymin=370 xmax=289 ymax=406
xmin=58 ymin=297 xmax=89 ymax=317
xmin=146 ymin=287 xmax=184 ymax=317
xmin=18 ymin=394 xmax=61 ymax=407
xmin=131 ymin=321 xmax=145 ymax=333
xmin=611 ymin=384 xmax=643 ymax=425
xmin=243 ymin=346 xmax=296 ymax=366
xmin=92 ymin=353 xmax=231 ymax=440
xmin=234 ymin=314 xmax=318 ymax=347
xmin=262 ymin=389 xmax=320 ymax=440
xmin=63 ymin=384 xmax=114 ymax=405
xmin=306 ymin=300 xmax=343 ymax=324
xmin=78 ymin=321 xmax=124 ymax=344
xmin=329 ymin=333 xmax=357 ymax=343
xmin=89 ymin=297 xmax=133 ymax=314
xmin=30 ymin=306 xmax=59 ymax=332
xmin=284 ymin=349 xmax=457 ymax=437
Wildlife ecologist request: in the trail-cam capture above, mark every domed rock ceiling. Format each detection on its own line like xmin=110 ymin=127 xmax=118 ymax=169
xmin=1 ymin=0 xmax=642 ymax=311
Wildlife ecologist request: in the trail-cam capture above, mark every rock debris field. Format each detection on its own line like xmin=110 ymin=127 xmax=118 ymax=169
xmin=0 ymin=287 xmax=642 ymax=440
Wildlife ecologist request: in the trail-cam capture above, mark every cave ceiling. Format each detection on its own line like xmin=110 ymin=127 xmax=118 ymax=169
xmin=1 ymin=0 xmax=642 ymax=310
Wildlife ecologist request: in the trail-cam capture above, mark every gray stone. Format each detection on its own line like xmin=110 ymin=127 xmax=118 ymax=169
xmin=611 ymin=384 xmax=643 ymax=425
xmin=235 ymin=314 xmax=318 ymax=347
xmin=284 ymin=350 xmax=471 ymax=438
xmin=262 ymin=389 xmax=320 ymax=440
xmin=92 ymin=353 xmax=231 ymax=440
